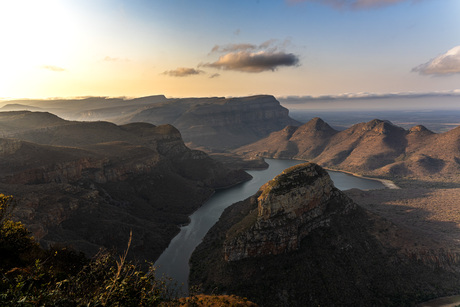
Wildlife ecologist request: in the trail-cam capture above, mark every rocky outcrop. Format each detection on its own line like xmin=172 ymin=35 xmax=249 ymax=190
xmin=223 ymin=163 xmax=355 ymax=261
xmin=189 ymin=162 xmax=460 ymax=307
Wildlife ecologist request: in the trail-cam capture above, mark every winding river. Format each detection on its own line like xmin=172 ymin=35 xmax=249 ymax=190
xmin=154 ymin=159 xmax=386 ymax=293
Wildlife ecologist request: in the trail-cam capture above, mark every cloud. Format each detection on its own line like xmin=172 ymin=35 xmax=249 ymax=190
xmin=209 ymin=73 xmax=221 ymax=79
xmin=211 ymin=43 xmax=257 ymax=53
xmin=287 ymin=0 xmax=409 ymax=9
xmin=278 ymin=90 xmax=460 ymax=104
xmin=412 ymin=46 xmax=460 ymax=76
xmin=204 ymin=39 xmax=299 ymax=73
xmin=162 ymin=67 xmax=205 ymax=77
xmin=42 ymin=65 xmax=66 ymax=72
xmin=210 ymin=39 xmax=288 ymax=54
xmin=202 ymin=51 xmax=299 ymax=73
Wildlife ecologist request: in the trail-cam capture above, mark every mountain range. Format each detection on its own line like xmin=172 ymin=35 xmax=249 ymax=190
xmin=235 ymin=117 xmax=460 ymax=180
xmin=1 ymin=95 xmax=300 ymax=151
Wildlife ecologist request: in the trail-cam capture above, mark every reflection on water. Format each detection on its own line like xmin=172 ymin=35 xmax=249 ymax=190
xmin=154 ymin=159 xmax=386 ymax=294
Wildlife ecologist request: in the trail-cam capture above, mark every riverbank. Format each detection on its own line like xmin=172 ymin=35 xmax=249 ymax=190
xmin=417 ymin=294 xmax=460 ymax=307
xmin=323 ymin=167 xmax=400 ymax=190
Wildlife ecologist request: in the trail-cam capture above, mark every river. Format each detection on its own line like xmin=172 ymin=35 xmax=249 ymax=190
xmin=154 ymin=159 xmax=386 ymax=293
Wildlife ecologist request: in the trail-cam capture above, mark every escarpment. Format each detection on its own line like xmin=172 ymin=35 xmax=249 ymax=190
xmin=0 ymin=111 xmax=250 ymax=261
xmin=224 ymin=163 xmax=355 ymax=261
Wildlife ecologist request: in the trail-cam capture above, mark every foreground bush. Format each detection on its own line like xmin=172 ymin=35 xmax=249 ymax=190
xmin=0 ymin=195 xmax=175 ymax=306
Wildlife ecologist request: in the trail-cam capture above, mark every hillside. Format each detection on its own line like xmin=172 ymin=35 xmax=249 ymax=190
xmin=0 ymin=111 xmax=250 ymax=261
xmin=1 ymin=95 xmax=300 ymax=151
xmin=189 ymin=163 xmax=460 ymax=306
xmin=235 ymin=118 xmax=460 ymax=180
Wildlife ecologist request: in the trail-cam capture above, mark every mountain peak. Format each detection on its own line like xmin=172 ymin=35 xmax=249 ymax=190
xmin=297 ymin=117 xmax=337 ymax=133
xmin=409 ymin=125 xmax=433 ymax=134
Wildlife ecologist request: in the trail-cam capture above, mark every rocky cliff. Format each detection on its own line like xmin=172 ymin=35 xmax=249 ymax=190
xmin=121 ymin=95 xmax=300 ymax=150
xmin=1 ymin=95 xmax=300 ymax=151
xmin=224 ymin=163 xmax=355 ymax=261
xmin=190 ymin=163 xmax=460 ymax=306
xmin=0 ymin=112 xmax=250 ymax=261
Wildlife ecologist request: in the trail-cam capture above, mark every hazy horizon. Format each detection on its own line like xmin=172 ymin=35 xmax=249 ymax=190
xmin=1 ymin=0 xmax=460 ymax=102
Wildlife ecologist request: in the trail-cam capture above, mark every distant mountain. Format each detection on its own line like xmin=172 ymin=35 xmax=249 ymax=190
xmin=190 ymin=163 xmax=460 ymax=306
xmin=235 ymin=118 xmax=460 ymax=180
xmin=2 ymin=95 xmax=300 ymax=151
xmin=0 ymin=103 xmax=43 ymax=111
xmin=0 ymin=111 xmax=250 ymax=261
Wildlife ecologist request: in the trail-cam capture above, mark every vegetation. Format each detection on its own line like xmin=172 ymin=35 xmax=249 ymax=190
xmin=0 ymin=194 xmax=176 ymax=306
xmin=0 ymin=194 xmax=258 ymax=306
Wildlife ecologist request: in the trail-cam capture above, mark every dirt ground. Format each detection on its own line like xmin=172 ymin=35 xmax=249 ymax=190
xmin=345 ymin=186 xmax=460 ymax=253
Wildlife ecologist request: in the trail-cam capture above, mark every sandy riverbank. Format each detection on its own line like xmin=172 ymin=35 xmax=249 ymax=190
xmin=324 ymin=167 xmax=400 ymax=190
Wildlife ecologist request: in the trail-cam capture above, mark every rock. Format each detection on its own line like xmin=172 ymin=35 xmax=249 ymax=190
xmin=223 ymin=163 xmax=355 ymax=261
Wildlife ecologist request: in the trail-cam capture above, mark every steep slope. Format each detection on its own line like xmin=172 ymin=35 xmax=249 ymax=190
xmin=236 ymin=117 xmax=337 ymax=159
xmin=0 ymin=112 xmax=250 ymax=261
xmin=121 ymin=95 xmax=300 ymax=150
xmin=235 ymin=118 xmax=460 ymax=180
xmin=190 ymin=163 xmax=460 ymax=306
xmin=2 ymin=95 xmax=300 ymax=151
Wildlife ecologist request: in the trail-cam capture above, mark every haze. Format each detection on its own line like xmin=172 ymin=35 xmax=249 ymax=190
xmin=1 ymin=0 xmax=460 ymax=105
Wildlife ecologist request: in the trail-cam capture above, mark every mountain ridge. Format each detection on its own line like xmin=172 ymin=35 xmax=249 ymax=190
xmin=235 ymin=118 xmax=460 ymax=180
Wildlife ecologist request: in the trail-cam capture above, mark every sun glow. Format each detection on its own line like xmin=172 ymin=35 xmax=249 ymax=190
xmin=0 ymin=0 xmax=79 ymax=97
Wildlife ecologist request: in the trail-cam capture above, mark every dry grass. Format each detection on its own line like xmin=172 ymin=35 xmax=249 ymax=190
xmin=345 ymin=187 xmax=460 ymax=253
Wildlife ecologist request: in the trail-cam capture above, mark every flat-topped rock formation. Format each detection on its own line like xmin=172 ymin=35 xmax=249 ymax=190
xmin=190 ymin=163 xmax=460 ymax=306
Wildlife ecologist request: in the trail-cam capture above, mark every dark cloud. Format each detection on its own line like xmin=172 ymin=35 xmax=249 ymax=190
xmin=412 ymin=46 xmax=460 ymax=76
xmin=162 ymin=67 xmax=205 ymax=77
xmin=42 ymin=65 xmax=66 ymax=72
xmin=209 ymin=73 xmax=221 ymax=79
xmin=202 ymin=51 xmax=299 ymax=73
xmin=287 ymin=0 xmax=409 ymax=9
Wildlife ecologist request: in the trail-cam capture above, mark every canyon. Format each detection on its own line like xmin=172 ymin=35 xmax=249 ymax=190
xmin=0 ymin=111 xmax=249 ymax=261
xmin=190 ymin=163 xmax=460 ymax=306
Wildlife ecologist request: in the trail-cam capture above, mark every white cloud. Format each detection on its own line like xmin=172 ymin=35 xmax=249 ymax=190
xmin=413 ymin=46 xmax=460 ymax=76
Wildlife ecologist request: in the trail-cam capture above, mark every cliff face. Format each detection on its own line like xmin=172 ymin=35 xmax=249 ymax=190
xmin=1 ymin=95 xmax=299 ymax=151
xmin=189 ymin=163 xmax=460 ymax=306
xmin=122 ymin=95 xmax=301 ymax=150
xmin=0 ymin=112 xmax=250 ymax=261
xmin=224 ymin=163 xmax=355 ymax=261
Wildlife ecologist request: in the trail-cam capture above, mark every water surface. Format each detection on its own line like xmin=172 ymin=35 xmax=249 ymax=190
xmin=154 ymin=159 xmax=385 ymax=293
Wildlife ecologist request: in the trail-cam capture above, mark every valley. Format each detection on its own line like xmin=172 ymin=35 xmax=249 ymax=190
xmin=0 ymin=94 xmax=459 ymax=306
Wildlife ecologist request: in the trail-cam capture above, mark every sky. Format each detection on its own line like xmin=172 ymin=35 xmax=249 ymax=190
xmin=1 ymin=0 xmax=460 ymax=100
